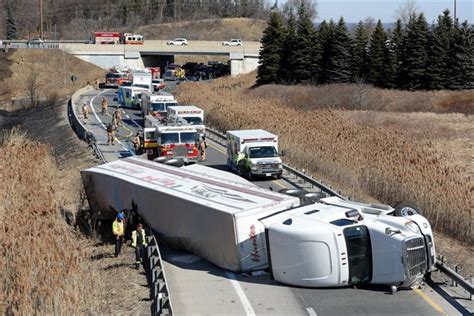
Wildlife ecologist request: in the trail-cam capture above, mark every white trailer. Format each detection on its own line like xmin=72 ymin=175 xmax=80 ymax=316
xmin=227 ymin=129 xmax=283 ymax=179
xmin=82 ymin=157 xmax=436 ymax=290
xmin=167 ymin=105 xmax=205 ymax=136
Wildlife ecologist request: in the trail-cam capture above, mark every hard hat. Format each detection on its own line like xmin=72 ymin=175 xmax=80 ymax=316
xmin=117 ymin=213 xmax=124 ymax=220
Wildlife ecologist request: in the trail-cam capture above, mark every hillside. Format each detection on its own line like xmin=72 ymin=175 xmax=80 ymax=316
xmin=0 ymin=49 xmax=105 ymax=111
xmin=135 ymin=18 xmax=266 ymax=41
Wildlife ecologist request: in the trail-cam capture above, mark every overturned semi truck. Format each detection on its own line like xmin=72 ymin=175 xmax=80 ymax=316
xmin=81 ymin=157 xmax=435 ymax=290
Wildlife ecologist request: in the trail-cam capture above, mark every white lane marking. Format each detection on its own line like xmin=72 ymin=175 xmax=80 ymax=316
xmin=225 ymin=271 xmax=256 ymax=316
xmin=89 ymin=90 xmax=133 ymax=155
xmin=306 ymin=307 xmax=317 ymax=316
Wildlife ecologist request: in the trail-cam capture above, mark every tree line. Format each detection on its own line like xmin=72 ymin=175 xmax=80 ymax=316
xmin=257 ymin=7 xmax=473 ymax=90
xmin=2 ymin=0 xmax=268 ymax=40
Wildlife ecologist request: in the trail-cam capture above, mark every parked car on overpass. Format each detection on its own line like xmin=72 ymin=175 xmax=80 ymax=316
xmin=222 ymin=39 xmax=243 ymax=46
xmin=166 ymin=38 xmax=188 ymax=46
xmin=27 ymin=38 xmax=44 ymax=46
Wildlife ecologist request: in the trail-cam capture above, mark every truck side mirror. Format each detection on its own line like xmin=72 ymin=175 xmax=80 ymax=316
xmin=281 ymin=149 xmax=287 ymax=157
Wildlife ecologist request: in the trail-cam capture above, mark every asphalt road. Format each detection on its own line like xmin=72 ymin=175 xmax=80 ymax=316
xmin=76 ymin=88 xmax=463 ymax=316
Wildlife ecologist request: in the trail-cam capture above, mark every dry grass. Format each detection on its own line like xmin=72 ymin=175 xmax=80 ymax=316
xmin=175 ymin=74 xmax=473 ymax=245
xmin=0 ymin=129 xmax=103 ymax=314
xmin=135 ymin=18 xmax=266 ymax=41
xmin=251 ymin=83 xmax=473 ymax=114
xmin=0 ymin=49 xmax=105 ymax=111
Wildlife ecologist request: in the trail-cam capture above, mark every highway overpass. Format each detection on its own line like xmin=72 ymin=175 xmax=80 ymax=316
xmin=60 ymin=41 xmax=261 ymax=75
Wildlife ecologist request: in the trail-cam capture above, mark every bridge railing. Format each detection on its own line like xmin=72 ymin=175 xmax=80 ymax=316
xmin=205 ymin=126 xmax=474 ymax=301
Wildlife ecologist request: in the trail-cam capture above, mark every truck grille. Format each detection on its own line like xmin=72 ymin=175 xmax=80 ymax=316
xmin=173 ymin=145 xmax=187 ymax=158
xmin=261 ymin=163 xmax=279 ymax=169
xmin=405 ymin=237 xmax=427 ymax=278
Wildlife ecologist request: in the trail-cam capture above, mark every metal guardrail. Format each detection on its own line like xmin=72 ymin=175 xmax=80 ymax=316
xmin=205 ymin=127 xmax=474 ymax=301
xmin=436 ymin=256 xmax=473 ymax=300
xmin=147 ymin=234 xmax=173 ymax=315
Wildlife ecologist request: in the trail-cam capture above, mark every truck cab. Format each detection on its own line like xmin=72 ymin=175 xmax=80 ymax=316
xmin=227 ymin=129 xmax=283 ymax=179
xmin=261 ymin=197 xmax=435 ymax=290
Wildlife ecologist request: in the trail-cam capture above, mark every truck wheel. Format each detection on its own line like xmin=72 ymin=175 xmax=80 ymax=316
xmin=390 ymin=285 xmax=398 ymax=294
xmin=164 ymin=158 xmax=185 ymax=167
xmin=302 ymin=192 xmax=327 ymax=205
xmin=247 ymin=170 xmax=253 ymax=181
xmin=394 ymin=203 xmax=423 ymax=217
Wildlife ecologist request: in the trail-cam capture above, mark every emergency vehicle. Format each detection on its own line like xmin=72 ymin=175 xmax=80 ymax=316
xmin=141 ymin=91 xmax=177 ymax=119
xmin=120 ymin=33 xmax=144 ymax=45
xmin=117 ymin=86 xmax=149 ymax=109
xmin=167 ymin=105 xmax=205 ymax=137
xmin=227 ymin=129 xmax=283 ymax=179
xmin=143 ymin=115 xmax=199 ymax=162
xmin=93 ymin=32 xmax=120 ymax=44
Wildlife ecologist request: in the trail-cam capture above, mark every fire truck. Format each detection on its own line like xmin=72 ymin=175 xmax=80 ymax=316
xmin=93 ymin=32 xmax=120 ymax=44
xmin=143 ymin=115 xmax=199 ymax=163
xmin=120 ymin=33 xmax=144 ymax=45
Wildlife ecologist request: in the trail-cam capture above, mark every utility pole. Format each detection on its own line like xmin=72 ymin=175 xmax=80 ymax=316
xmin=39 ymin=0 xmax=44 ymax=39
xmin=453 ymin=0 xmax=457 ymax=21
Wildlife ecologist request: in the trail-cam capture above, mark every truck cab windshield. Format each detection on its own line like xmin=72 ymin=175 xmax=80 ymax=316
xmin=180 ymin=132 xmax=197 ymax=143
xmin=151 ymin=103 xmax=166 ymax=112
xmin=106 ymin=73 xmax=121 ymax=79
xmin=161 ymin=133 xmax=179 ymax=144
xmin=183 ymin=117 xmax=203 ymax=125
xmin=248 ymin=146 xmax=278 ymax=158
xmin=343 ymin=226 xmax=372 ymax=284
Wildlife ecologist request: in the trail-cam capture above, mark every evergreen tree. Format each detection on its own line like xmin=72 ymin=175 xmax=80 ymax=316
xmin=329 ymin=17 xmax=352 ymax=83
xmin=5 ymin=2 xmax=17 ymax=40
xmin=389 ymin=19 xmax=404 ymax=87
xmin=449 ymin=20 xmax=474 ymax=89
xmin=318 ymin=20 xmax=337 ymax=84
xmin=399 ymin=13 xmax=430 ymax=90
xmin=257 ymin=11 xmax=285 ymax=85
xmin=426 ymin=9 xmax=454 ymax=89
xmin=279 ymin=10 xmax=298 ymax=83
xmin=292 ymin=3 xmax=317 ymax=83
xmin=351 ymin=21 xmax=370 ymax=81
xmin=368 ymin=20 xmax=389 ymax=87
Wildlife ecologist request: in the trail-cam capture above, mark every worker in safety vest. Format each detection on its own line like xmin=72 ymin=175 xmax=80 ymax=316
xmin=82 ymin=102 xmax=89 ymax=119
xmin=113 ymin=108 xmax=122 ymax=127
xmin=233 ymin=150 xmax=245 ymax=167
xmin=107 ymin=123 xmax=116 ymax=145
xmin=101 ymin=97 xmax=108 ymax=115
xmin=112 ymin=213 xmax=125 ymax=257
xmin=198 ymin=135 xmax=206 ymax=161
xmin=131 ymin=223 xmax=147 ymax=269
xmin=132 ymin=132 xmax=141 ymax=154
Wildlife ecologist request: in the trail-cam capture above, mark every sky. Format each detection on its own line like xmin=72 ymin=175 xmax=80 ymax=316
xmin=314 ymin=0 xmax=473 ymax=23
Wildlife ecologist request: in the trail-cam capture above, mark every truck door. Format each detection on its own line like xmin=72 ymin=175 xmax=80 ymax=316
xmin=143 ymin=127 xmax=157 ymax=159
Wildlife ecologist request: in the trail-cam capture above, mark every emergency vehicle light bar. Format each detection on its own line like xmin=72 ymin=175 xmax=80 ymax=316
xmin=242 ymin=137 xmax=277 ymax=143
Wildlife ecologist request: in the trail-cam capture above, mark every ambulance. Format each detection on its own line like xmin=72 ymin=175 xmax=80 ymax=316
xmin=167 ymin=105 xmax=205 ymax=137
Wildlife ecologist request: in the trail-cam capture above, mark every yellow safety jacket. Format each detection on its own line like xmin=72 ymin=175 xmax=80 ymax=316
xmin=131 ymin=229 xmax=147 ymax=247
xmin=112 ymin=219 xmax=124 ymax=236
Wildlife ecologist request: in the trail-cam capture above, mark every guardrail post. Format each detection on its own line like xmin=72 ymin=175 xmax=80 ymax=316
xmin=453 ymin=265 xmax=458 ymax=287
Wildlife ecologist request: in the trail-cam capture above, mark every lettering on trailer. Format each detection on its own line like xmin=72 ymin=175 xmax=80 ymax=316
xmin=249 ymin=225 xmax=260 ymax=261
xmin=141 ymin=175 xmax=181 ymax=189
xmin=109 ymin=164 xmax=143 ymax=175
xmin=191 ymin=184 xmax=256 ymax=204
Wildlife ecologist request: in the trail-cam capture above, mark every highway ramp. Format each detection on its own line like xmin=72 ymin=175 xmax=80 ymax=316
xmin=75 ymin=88 xmax=462 ymax=316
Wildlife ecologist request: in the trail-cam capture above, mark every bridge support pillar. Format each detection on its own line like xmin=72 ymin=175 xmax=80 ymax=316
xmin=229 ymin=53 xmax=259 ymax=76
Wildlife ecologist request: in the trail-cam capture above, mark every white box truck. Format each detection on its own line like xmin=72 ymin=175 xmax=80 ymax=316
xmin=167 ymin=105 xmax=205 ymax=136
xmin=227 ymin=129 xmax=283 ymax=179
xmin=82 ymin=157 xmax=435 ymax=291
xmin=131 ymin=70 xmax=152 ymax=91
xmin=141 ymin=91 xmax=177 ymax=119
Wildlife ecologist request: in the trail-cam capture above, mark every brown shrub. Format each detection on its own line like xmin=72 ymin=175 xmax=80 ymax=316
xmin=176 ymin=74 xmax=473 ymax=244
xmin=0 ymin=129 xmax=102 ymax=314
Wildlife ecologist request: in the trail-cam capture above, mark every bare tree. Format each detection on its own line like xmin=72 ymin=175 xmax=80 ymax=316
xmin=396 ymin=0 xmax=419 ymax=24
xmin=282 ymin=0 xmax=318 ymax=20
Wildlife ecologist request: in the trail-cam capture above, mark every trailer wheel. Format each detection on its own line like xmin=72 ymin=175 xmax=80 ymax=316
xmin=394 ymin=203 xmax=423 ymax=217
